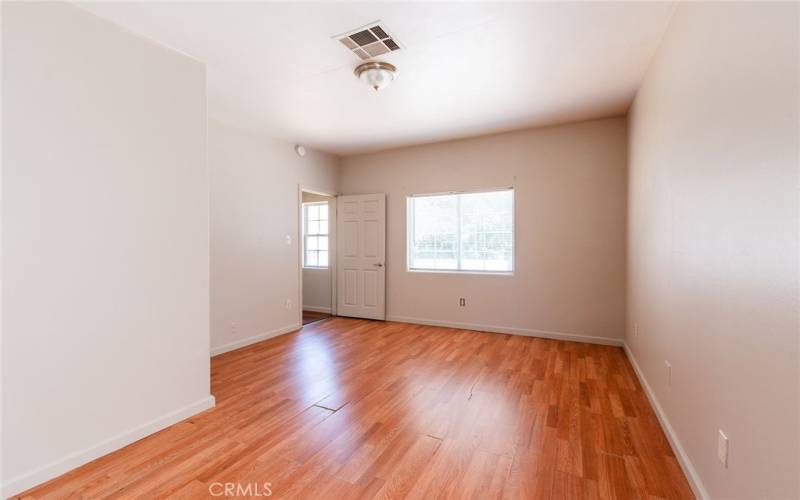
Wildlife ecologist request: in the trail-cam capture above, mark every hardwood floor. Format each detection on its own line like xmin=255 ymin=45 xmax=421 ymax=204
xmin=302 ymin=310 xmax=331 ymax=325
xmin=16 ymin=318 xmax=693 ymax=499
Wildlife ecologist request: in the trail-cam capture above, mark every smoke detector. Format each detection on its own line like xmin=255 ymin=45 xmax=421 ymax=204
xmin=334 ymin=21 xmax=402 ymax=61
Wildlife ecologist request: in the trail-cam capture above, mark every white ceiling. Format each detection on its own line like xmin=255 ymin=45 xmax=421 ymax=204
xmin=78 ymin=1 xmax=675 ymax=155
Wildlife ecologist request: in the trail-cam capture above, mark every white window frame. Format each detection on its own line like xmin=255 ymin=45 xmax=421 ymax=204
xmin=303 ymin=201 xmax=329 ymax=269
xmin=406 ymin=187 xmax=515 ymax=275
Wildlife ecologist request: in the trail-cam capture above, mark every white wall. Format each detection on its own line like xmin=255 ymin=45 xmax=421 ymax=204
xmin=340 ymin=118 xmax=628 ymax=344
xmin=626 ymin=2 xmax=799 ymax=498
xmin=210 ymin=119 xmax=338 ymax=355
xmin=2 ymin=2 xmax=212 ymax=496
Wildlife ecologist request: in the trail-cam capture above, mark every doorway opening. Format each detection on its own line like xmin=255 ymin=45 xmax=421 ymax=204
xmin=298 ymin=187 xmax=336 ymax=326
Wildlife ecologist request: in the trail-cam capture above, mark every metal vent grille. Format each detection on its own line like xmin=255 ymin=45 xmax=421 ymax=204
xmin=369 ymin=26 xmax=389 ymax=40
xmin=334 ymin=21 xmax=401 ymax=60
xmin=350 ymin=29 xmax=378 ymax=46
xmin=383 ymin=38 xmax=399 ymax=51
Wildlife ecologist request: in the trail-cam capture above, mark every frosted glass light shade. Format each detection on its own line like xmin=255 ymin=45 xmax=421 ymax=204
xmin=354 ymin=62 xmax=397 ymax=91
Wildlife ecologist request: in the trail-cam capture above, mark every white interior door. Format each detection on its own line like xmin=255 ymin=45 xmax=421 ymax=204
xmin=337 ymin=194 xmax=386 ymax=320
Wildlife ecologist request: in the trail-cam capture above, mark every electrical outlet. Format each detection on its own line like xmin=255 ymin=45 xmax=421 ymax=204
xmin=458 ymin=297 xmax=466 ymax=307
xmin=286 ymin=235 xmax=292 ymax=245
xmin=664 ymin=360 xmax=672 ymax=387
xmin=634 ymin=323 xmax=639 ymax=337
xmin=284 ymin=299 xmax=292 ymax=309
xmin=230 ymin=322 xmax=237 ymax=333
xmin=717 ymin=430 xmax=729 ymax=467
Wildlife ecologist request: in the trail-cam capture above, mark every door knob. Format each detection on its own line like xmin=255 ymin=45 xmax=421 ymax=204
xmin=373 ymin=263 xmax=384 ymax=267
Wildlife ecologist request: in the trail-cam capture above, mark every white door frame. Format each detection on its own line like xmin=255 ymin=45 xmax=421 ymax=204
xmin=297 ymin=185 xmax=337 ymax=326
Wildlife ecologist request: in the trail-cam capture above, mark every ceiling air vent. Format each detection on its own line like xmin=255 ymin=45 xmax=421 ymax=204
xmin=334 ymin=21 xmax=402 ymax=61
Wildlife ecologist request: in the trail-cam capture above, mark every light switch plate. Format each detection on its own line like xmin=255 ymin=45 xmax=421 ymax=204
xmin=664 ymin=360 xmax=672 ymax=386
xmin=717 ymin=429 xmax=729 ymax=468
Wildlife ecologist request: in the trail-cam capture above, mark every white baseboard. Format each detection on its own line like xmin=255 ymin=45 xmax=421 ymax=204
xmin=386 ymin=315 xmax=623 ymax=346
xmin=303 ymin=305 xmax=332 ymax=314
xmin=2 ymin=395 xmax=215 ymax=498
xmin=623 ymin=344 xmax=709 ymax=500
xmin=211 ymin=323 xmax=300 ymax=357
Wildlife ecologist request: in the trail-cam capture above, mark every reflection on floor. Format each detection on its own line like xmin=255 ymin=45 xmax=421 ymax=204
xmin=303 ymin=310 xmax=331 ymax=325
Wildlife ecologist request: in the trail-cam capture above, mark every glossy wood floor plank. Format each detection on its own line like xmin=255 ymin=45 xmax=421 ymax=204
xmin=302 ymin=311 xmax=331 ymax=326
xmin=15 ymin=318 xmax=694 ymax=499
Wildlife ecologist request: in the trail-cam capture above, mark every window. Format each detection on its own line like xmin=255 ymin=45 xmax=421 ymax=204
xmin=303 ymin=201 xmax=329 ymax=268
xmin=407 ymin=188 xmax=513 ymax=273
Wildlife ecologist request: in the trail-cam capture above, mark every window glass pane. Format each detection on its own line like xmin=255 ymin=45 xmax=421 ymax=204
xmin=305 ymin=250 xmax=317 ymax=267
xmin=409 ymin=194 xmax=458 ymax=270
xmin=407 ymin=189 xmax=513 ymax=273
xmin=302 ymin=202 xmax=330 ymax=268
xmin=460 ymin=190 xmax=513 ymax=272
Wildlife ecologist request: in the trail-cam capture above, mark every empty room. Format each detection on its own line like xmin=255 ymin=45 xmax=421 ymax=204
xmin=2 ymin=1 xmax=798 ymax=499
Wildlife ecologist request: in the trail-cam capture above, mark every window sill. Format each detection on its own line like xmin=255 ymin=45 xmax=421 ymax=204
xmin=303 ymin=266 xmax=329 ymax=270
xmin=407 ymin=268 xmax=514 ymax=277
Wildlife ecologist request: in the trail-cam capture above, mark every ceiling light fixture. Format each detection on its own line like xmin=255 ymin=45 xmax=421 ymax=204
xmin=354 ymin=61 xmax=397 ymax=91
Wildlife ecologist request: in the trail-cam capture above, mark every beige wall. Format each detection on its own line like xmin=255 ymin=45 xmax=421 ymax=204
xmin=340 ymin=117 xmax=628 ymax=344
xmin=302 ymin=267 xmax=332 ymax=312
xmin=626 ymin=2 xmax=799 ymax=498
xmin=2 ymin=2 xmax=211 ymax=496
xmin=210 ymin=119 xmax=338 ymax=355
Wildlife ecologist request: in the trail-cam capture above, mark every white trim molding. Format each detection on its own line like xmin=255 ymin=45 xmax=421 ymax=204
xmin=1 ymin=395 xmax=215 ymax=498
xmin=623 ymin=343 xmax=710 ymax=500
xmin=302 ymin=305 xmax=332 ymax=314
xmin=387 ymin=315 xmax=623 ymax=346
xmin=211 ymin=323 xmax=300 ymax=357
